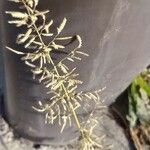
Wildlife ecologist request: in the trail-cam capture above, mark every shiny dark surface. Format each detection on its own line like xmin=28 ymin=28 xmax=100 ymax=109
xmin=0 ymin=0 xmax=150 ymax=144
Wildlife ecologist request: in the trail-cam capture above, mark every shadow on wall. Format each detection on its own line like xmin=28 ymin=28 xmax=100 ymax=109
xmin=109 ymin=90 xmax=136 ymax=150
xmin=0 ymin=0 xmax=4 ymax=115
xmin=0 ymin=94 xmax=4 ymax=117
xmin=0 ymin=50 xmax=4 ymax=116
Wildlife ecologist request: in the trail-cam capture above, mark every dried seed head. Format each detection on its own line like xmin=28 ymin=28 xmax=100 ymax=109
xmin=6 ymin=0 xmax=104 ymax=149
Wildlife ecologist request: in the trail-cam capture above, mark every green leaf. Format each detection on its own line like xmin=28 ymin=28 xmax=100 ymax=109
xmin=135 ymin=76 xmax=150 ymax=96
xmin=127 ymin=88 xmax=138 ymax=128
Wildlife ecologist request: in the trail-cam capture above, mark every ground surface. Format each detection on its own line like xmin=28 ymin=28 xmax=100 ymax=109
xmin=0 ymin=109 xmax=134 ymax=150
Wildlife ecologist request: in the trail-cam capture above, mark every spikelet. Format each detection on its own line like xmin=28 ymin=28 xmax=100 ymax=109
xmin=6 ymin=46 xmax=25 ymax=55
xmin=6 ymin=11 xmax=28 ymax=19
xmin=8 ymin=0 xmax=20 ymax=3
xmin=44 ymin=20 xmax=53 ymax=33
xmin=17 ymin=28 xmax=32 ymax=44
xmin=57 ymin=18 xmax=67 ymax=34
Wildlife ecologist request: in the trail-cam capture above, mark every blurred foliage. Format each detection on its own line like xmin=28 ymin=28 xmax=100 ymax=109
xmin=127 ymin=68 xmax=150 ymax=128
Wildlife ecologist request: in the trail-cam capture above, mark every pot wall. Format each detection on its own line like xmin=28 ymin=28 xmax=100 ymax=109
xmin=1 ymin=0 xmax=150 ymax=144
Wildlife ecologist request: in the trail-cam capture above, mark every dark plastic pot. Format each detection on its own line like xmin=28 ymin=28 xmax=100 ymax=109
xmin=1 ymin=0 xmax=150 ymax=145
